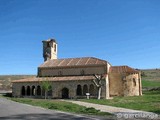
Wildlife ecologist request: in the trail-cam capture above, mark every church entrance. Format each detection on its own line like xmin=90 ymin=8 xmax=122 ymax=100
xmin=62 ymin=88 xmax=69 ymax=99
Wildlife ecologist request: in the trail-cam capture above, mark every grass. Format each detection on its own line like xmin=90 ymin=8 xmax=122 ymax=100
xmin=5 ymin=97 xmax=111 ymax=116
xmin=81 ymin=91 xmax=160 ymax=114
xmin=141 ymin=69 xmax=160 ymax=88
xmin=142 ymin=80 xmax=160 ymax=87
xmin=141 ymin=69 xmax=160 ymax=81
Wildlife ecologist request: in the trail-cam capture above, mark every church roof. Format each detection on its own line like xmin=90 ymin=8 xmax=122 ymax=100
xmin=39 ymin=57 xmax=108 ymax=68
xmin=12 ymin=76 xmax=94 ymax=83
xmin=109 ymin=66 xmax=139 ymax=74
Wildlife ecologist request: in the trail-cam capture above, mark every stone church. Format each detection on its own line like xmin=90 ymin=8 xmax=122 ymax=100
xmin=12 ymin=39 xmax=142 ymax=99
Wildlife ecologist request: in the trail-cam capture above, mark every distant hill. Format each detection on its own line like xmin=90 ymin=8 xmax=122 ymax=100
xmin=0 ymin=69 xmax=160 ymax=91
xmin=0 ymin=75 xmax=36 ymax=90
xmin=141 ymin=69 xmax=160 ymax=81
xmin=0 ymin=75 xmax=35 ymax=81
xmin=140 ymin=69 xmax=160 ymax=89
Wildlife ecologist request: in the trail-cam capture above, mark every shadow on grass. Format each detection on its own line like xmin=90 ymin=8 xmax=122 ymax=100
xmin=150 ymin=110 xmax=160 ymax=114
xmin=2 ymin=93 xmax=12 ymax=97
xmin=143 ymin=90 xmax=160 ymax=95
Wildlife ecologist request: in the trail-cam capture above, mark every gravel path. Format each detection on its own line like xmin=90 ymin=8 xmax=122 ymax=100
xmin=64 ymin=100 xmax=160 ymax=120
xmin=0 ymin=97 xmax=112 ymax=120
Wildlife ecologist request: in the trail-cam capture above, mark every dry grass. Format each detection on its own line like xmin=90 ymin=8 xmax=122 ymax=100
xmin=141 ymin=69 xmax=160 ymax=81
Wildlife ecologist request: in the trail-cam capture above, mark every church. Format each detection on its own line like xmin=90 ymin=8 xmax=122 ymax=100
xmin=12 ymin=39 xmax=142 ymax=99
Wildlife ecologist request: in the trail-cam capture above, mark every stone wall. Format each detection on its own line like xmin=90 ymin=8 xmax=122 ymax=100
xmin=38 ymin=66 xmax=107 ymax=77
xmin=123 ymin=73 xmax=141 ymax=96
xmin=12 ymin=79 xmax=109 ymax=99
xmin=109 ymin=73 xmax=124 ymax=96
xmin=109 ymin=73 xmax=141 ymax=96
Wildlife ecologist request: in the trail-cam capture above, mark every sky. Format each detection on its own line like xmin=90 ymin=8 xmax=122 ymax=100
xmin=0 ymin=0 xmax=160 ymax=75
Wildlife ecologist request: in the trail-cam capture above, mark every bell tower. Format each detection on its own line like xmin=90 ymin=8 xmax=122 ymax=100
xmin=42 ymin=38 xmax=57 ymax=61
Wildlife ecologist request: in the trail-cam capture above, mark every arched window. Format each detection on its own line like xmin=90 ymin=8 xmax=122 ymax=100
xmin=37 ymin=85 xmax=41 ymax=96
xmin=27 ymin=86 xmax=30 ymax=96
xmin=89 ymin=84 xmax=94 ymax=95
xmin=83 ymin=85 xmax=88 ymax=95
xmin=76 ymin=85 xmax=82 ymax=95
xmin=133 ymin=78 xmax=136 ymax=86
xmin=21 ymin=86 xmax=25 ymax=96
xmin=32 ymin=86 xmax=36 ymax=96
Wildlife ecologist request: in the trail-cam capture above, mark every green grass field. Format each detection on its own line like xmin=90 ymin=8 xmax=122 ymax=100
xmin=141 ymin=69 xmax=160 ymax=89
xmin=81 ymin=91 xmax=160 ymax=114
xmin=6 ymin=97 xmax=111 ymax=116
xmin=142 ymin=80 xmax=160 ymax=87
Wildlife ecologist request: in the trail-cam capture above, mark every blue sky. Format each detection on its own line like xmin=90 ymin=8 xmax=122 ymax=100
xmin=0 ymin=0 xmax=160 ymax=75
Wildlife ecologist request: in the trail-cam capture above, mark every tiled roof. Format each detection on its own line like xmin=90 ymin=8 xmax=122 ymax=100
xmin=12 ymin=76 xmax=95 ymax=83
xmin=109 ymin=66 xmax=139 ymax=74
xmin=39 ymin=57 xmax=108 ymax=68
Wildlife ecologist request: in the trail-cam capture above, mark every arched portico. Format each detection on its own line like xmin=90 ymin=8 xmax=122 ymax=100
xmin=21 ymin=86 xmax=25 ymax=96
xmin=27 ymin=86 xmax=30 ymax=96
xmin=37 ymin=85 xmax=41 ymax=96
xmin=32 ymin=86 xmax=36 ymax=96
xmin=89 ymin=84 xmax=95 ymax=95
xmin=76 ymin=85 xmax=82 ymax=96
xmin=62 ymin=88 xmax=69 ymax=99
xmin=83 ymin=84 xmax=88 ymax=95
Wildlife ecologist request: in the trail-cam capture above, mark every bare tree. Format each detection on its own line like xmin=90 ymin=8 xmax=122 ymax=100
xmin=93 ymin=74 xmax=103 ymax=99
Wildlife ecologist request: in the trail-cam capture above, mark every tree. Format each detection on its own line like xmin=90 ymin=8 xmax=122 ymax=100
xmin=41 ymin=78 xmax=52 ymax=99
xmin=93 ymin=74 xmax=103 ymax=99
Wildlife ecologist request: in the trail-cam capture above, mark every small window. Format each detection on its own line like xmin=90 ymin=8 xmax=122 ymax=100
xmin=58 ymin=71 xmax=63 ymax=76
xmin=133 ymin=78 xmax=136 ymax=86
xmin=81 ymin=70 xmax=85 ymax=75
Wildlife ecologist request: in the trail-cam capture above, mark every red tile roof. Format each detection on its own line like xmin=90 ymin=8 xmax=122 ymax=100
xmin=109 ymin=66 xmax=139 ymax=74
xmin=12 ymin=76 xmax=95 ymax=83
xmin=39 ymin=57 xmax=108 ymax=68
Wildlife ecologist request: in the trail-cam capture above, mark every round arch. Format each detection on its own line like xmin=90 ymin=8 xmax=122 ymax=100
xmin=89 ymin=84 xmax=95 ymax=95
xmin=37 ymin=85 xmax=41 ymax=96
xmin=83 ymin=84 xmax=88 ymax=95
xmin=31 ymin=86 xmax=36 ymax=96
xmin=76 ymin=85 xmax=82 ymax=96
xmin=21 ymin=86 xmax=25 ymax=96
xmin=62 ymin=88 xmax=69 ymax=99
xmin=26 ymin=86 xmax=30 ymax=96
